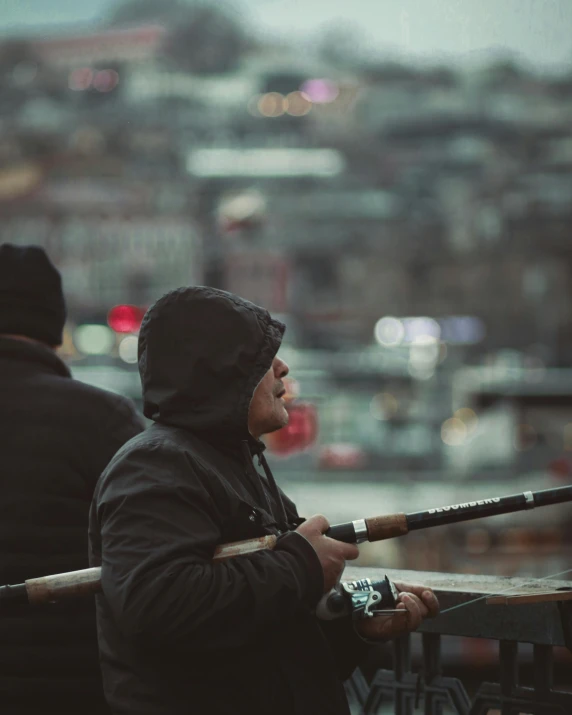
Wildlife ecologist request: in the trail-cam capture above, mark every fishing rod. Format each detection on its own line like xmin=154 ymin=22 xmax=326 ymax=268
xmin=1 ymin=484 xmax=571 ymax=609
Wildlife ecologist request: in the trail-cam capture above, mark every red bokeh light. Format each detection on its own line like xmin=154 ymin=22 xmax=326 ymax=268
xmin=93 ymin=69 xmax=119 ymax=93
xmin=266 ymin=402 xmax=318 ymax=457
xmin=107 ymin=305 xmax=145 ymax=334
xmin=68 ymin=67 xmax=93 ymax=91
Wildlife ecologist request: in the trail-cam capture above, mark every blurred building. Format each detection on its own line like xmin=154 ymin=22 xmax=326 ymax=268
xmin=1 ymin=20 xmax=572 ymax=359
xmin=0 ymin=24 xmax=201 ymax=323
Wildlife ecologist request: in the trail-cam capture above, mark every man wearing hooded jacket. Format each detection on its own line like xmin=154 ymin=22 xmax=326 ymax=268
xmin=89 ymin=286 xmax=439 ymax=715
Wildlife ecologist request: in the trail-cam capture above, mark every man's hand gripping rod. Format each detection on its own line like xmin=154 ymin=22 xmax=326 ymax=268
xmin=1 ymin=485 xmax=571 ymax=611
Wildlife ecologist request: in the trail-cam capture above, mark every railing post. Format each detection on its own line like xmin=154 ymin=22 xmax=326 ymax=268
xmin=499 ymin=641 xmax=518 ymax=715
xmin=394 ymin=634 xmax=413 ymax=715
xmin=422 ymin=632 xmax=443 ymax=715
xmin=533 ymin=643 xmax=553 ymax=694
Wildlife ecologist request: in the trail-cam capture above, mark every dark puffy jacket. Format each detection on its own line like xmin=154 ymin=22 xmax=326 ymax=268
xmin=0 ymin=337 xmax=144 ymax=714
xmin=89 ymin=287 xmax=367 ymax=715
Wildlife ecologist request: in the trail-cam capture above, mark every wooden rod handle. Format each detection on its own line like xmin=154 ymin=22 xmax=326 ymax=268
xmin=22 ymin=536 xmax=279 ymax=605
xmin=26 ymin=567 xmax=103 ymax=606
xmin=213 ymin=535 xmax=278 ymax=561
xmin=365 ymin=513 xmax=409 ymax=542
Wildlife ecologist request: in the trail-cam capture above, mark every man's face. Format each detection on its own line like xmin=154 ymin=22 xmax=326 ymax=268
xmin=248 ymin=356 xmax=290 ymax=438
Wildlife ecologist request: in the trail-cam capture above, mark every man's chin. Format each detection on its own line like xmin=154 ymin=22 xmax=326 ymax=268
xmin=265 ymin=414 xmax=289 ymax=435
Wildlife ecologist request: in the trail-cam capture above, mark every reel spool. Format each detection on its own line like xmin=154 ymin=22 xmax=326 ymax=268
xmin=316 ymin=576 xmax=400 ymax=621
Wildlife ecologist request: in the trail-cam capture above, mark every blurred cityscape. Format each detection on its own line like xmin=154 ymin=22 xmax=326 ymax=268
xmin=2 ymin=1 xmax=572 ymax=664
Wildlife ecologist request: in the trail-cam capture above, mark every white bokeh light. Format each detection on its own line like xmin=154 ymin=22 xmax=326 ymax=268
xmin=374 ymin=317 xmax=405 ymax=347
xmin=118 ymin=335 xmax=139 ymax=364
xmin=74 ymin=324 xmax=114 ymax=356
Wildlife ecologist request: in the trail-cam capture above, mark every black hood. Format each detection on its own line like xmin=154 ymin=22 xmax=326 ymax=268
xmin=138 ymin=287 xmax=285 ymax=445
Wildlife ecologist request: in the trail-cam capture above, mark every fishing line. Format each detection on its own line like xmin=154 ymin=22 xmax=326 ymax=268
xmin=437 ymin=566 xmax=572 ymax=616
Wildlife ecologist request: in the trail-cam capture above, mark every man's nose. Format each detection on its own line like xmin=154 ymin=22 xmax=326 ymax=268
xmin=274 ymin=357 xmax=289 ymax=378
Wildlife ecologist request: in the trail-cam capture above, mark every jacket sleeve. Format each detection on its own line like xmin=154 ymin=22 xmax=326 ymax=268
xmin=96 ymin=442 xmax=323 ymax=653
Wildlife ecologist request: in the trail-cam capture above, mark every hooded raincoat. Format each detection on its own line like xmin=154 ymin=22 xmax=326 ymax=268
xmin=89 ymin=287 xmax=367 ymax=715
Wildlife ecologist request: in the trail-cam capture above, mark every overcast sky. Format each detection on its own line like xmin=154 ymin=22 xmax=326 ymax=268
xmin=2 ymin=0 xmax=571 ymax=70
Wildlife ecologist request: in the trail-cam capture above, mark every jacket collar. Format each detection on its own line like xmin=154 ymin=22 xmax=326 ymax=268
xmin=0 ymin=336 xmax=71 ymax=378
xmin=186 ymin=426 xmax=266 ymax=463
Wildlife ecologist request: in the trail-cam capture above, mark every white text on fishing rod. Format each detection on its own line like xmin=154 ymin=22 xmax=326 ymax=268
xmin=428 ymin=498 xmax=501 ymax=514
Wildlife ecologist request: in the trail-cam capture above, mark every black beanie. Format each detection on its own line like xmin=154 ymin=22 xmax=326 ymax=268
xmin=0 ymin=243 xmax=67 ymax=346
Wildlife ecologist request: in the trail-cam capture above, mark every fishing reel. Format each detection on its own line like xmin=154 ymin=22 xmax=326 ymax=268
xmin=316 ymin=576 xmax=400 ymax=621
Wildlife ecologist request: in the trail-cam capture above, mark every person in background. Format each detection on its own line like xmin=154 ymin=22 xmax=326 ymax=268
xmin=90 ymin=286 xmax=439 ymax=715
xmin=0 ymin=244 xmax=144 ymax=715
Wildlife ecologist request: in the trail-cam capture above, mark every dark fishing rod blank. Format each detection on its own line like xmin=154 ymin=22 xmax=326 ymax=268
xmin=325 ymin=484 xmax=572 ymax=544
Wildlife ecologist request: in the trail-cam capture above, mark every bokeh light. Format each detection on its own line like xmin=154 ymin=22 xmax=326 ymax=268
xmin=286 ymin=91 xmax=312 ymax=116
xmin=68 ymin=68 xmax=93 ymax=91
xmin=93 ymin=69 xmax=119 ymax=93
xmin=257 ymin=92 xmax=286 ymax=117
xmin=374 ymin=317 xmax=405 ymax=347
xmin=454 ymin=407 xmax=479 ymax=434
xmin=300 ymin=79 xmax=339 ymax=104
xmin=409 ymin=335 xmax=440 ymax=369
xmin=441 ymin=417 xmax=468 ymax=446
xmin=118 ymin=335 xmax=139 ymax=364
xmin=405 ymin=317 xmax=441 ymax=343
xmin=74 ymin=325 xmax=114 ymax=356
xmin=108 ymin=305 xmax=145 ymax=334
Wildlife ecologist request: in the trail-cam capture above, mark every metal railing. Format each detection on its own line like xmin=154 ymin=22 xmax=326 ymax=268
xmin=343 ymin=567 xmax=572 ymax=715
